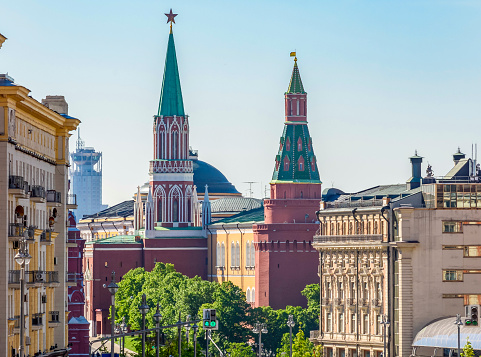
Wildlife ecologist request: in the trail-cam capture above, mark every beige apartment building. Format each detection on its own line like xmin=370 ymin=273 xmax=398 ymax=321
xmin=312 ymin=152 xmax=481 ymax=357
xmin=0 ymin=71 xmax=79 ymax=356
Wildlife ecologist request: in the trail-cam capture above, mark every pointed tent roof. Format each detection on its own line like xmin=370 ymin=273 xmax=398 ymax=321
xmin=287 ymin=61 xmax=306 ymax=94
xmin=158 ymin=30 xmax=185 ymax=116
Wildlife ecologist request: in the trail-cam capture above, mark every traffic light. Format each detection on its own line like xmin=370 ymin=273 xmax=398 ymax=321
xmin=203 ymin=309 xmax=218 ymax=330
xmin=466 ymin=305 xmax=479 ymax=326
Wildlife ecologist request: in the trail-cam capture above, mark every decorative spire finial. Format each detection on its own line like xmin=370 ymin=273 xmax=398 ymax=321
xmin=165 ymin=9 xmax=178 ymax=32
xmin=290 ymin=51 xmax=297 ymax=63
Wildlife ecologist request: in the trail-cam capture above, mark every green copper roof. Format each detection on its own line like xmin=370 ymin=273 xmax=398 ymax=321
xmin=158 ymin=31 xmax=185 ymax=116
xmin=271 ymin=123 xmax=321 ymax=183
xmin=85 ymin=235 xmax=141 ymax=245
xmin=211 ymin=207 xmax=265 ymax=225
xmin=287 ymin=62 xmax=305 ymax=94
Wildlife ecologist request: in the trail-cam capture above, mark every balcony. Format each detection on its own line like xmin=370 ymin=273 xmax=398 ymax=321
xmin=310 ymin=330 xmax=320 ymax=340
xmin=9 ymin=176 xmax=28 ymax=197
xmin=66 ymin=193 xmax=77 ymax=209
xmin=40 ymin=230 xmax=53 ymax=245
xmin=30 ymin=185 xmax=46 ymax=203
xmin=9 ymin=223 xmax=25 ymax=242
xmin=46 ymin=271 xmax=60 ymax=287
xmin=334 ymin=298 xmax=344 ymax=306
xmin=8 ymin=270 xmax=20 ymax=287
xmin=67 ymin=272 xmax=80 ymax=286
xmin=32 ymin=313 xmax=43 ymax=329
xmin=49 ymin=311 xmax=60 ymax=326
xmin=321 ymin=297 xmax=331 ymax=306
xmin=26 ymin=270 xmax=45 ymax=286
xmin=313 ymin=234 xmax=383 ymax=245
xmin=347 ymin=298 xmax=357 ymax=307
xmin=12 ymin=315 xmax=20 ymax=332
xmin=46 ymin=190 xmax=62 ymax=207
xmin=372 ymin=299 xmax=382 ymax=308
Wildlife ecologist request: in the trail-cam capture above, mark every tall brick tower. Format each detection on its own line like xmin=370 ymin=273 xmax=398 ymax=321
xmin=254 ymin=56 xmax=322 ymax=309
xmin=150 ymin=13 xmax=195 ymax=228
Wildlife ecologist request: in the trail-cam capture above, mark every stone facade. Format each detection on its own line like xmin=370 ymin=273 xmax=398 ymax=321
xmin=0 ymin=74 xmax=79 ymax=356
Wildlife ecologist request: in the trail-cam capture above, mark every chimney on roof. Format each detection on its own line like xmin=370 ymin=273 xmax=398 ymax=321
xmin=42 ymin=96 xmax=68 ymax=115
xmin=453 ymin=147 xmax=465 ymax=165
xmin=406 ymin=150 xmax=423 ymax=190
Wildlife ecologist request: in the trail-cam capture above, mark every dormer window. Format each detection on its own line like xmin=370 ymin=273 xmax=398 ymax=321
xmin=308 ymin=138 xmax=312 ymax=151
xmin=297 ymin=137 xmax=302 ymax=151
xmin=286 ymin=137 xmax=291 ymax=151
xmin=298 ymin=156 xmax=305 ymax=171
xmin=283 ymin=156 xmax=290 ymax=171
xmin=310 ymin=156 xmax=316 ymax=171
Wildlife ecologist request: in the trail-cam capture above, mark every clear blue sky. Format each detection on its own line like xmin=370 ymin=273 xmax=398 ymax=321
xmin=2 ymin=0 xmax=481 ymax=205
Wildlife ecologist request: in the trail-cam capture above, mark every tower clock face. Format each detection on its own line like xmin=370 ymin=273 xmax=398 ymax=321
xmin=8 ymin=108 xmax=15 ymax=137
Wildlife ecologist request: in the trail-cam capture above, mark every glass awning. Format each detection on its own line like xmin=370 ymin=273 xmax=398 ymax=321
xmin=413 ymin=317 xmax=481 ymax=350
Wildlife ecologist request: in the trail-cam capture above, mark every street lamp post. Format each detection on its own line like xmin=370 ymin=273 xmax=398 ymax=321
xmin=185 ymin=315 xmax=191 ymax=345
xmin=380 ymin=314 xmax=390 ymax=357
xmin=178 ymin=312 xmax=182 ymax=357
xmin=120 ymin=317 xmax=128 ymax=357
xmin=192 ymin=322 xmax=198 ymax=357
xmin=153 ymin=302 xmax=162 ymax=357
xmin=139 ymin=294 xmax=150 ymax=357
xmin=287 ymin=315 xmax=295 ymax=357
xmin=455 ymin=314 xmax=463 ymax=357
xmin=14 ymin=233 xmax=31 ymax=357
xmin=107 ymin=272 xmax=119 ymax=357
xmin=253 ymin=322 xmax=268 ymax=357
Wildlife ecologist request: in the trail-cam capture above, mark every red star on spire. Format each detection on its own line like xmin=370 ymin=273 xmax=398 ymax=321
xmin=165 ymin=9 xmax=178 ymax=24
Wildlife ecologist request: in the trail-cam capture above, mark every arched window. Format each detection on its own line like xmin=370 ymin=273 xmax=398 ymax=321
xmin=376 ymin=282 xmax=382 ymax=301
xmin=221 ymin=242 xmax=225 ymax=267
xmin=187 ymin=198 xmax=191 ymax=222
xmin=172 ymin=131 xmax=179 ymax=159
xmin=363 ymin=282 xmax=369 ymax=299
xmin=236 ymin=242 xmax=240 ymax=267
xmin=251 ymin=241 xmax=255 ymax=267
xmin=252 ymin=288 xmax=255 ymax=303
xmin=246 ymin=241 xmax=251 ymax=267
xmin=173 ymin=199 xmax=179 ymax=222
xmin=216 ymin=243 xmax=221 ymax=267
xmin=286 ymin=137 xmax=291 ymax=151
xmin=246 ymin=288 xmax=251 ymax=303
xmin=300 ymin=191 xmax=303 ymax=198
xmin=297 ymin=137 xmax=302 ymax=151
xmin=231 ymin=242 xmax=235 ymax=268
xmin=157 ymin=197 xmax=163 ymax=222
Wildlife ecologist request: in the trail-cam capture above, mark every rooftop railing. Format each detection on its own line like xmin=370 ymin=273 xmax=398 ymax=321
xmin=323 ymin=199 xmax=385 ymax=209
xmin=67 ymin=194 xmax=77 ymax=206
xmin=313 ymin=234 xmax=383 ymax=244
xmin=8 ymin=270 xmax=20 ymax=284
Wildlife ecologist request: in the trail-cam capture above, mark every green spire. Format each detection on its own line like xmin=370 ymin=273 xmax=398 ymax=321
xmin=287 ymin=61 xmax=306 ymax=94
xmin=158 ymin=31 xmax=185 ymax=117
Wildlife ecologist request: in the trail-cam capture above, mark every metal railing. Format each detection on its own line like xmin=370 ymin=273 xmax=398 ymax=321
xmin=32 ymin=313 xmax=43 ymax=326
xmin=41 ymin=230 xmax=54 ymax=243
xmin=46 ymin=190 xmax=61 ymax=203
xmin=323 ymin=199 xmax=385 ymax=209
xmin=8 ymin=270 xmax=20 ymax=284
xmin=46 ymin=271 xmax=59 ymax=283
xmin=9 ymin=223 xmax=25 ymax=238
xmin=49 ymin=311 xmax=60 ymax=323
xmin=31 ymin=185 xmax=46 ymax=199
xmin=310 ymin=330 xmax=320 ymax=339
xmin=13 ymin=315 xmax=20 ymax=329
xmin=67 ymin=194 xmax=77 ymax=206
xmin=314 ymin=234 xmax=383 ymax=244
xmin=26 ymin=271 xmax=45 ymax=284
xmin=9 ymin=175 xmax=24 ymax=189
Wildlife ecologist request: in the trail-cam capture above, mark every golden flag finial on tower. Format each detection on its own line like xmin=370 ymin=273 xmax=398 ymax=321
xmin=290 ymin=51 xmax=297 ymax=62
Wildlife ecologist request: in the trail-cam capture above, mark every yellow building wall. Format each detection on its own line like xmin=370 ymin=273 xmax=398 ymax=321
xmin=207 ymin=224 xmax=257 ymax=303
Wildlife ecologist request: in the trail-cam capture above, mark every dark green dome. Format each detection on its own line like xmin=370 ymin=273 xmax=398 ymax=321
xmin=193 ymin=160 xmax=240 ymax=195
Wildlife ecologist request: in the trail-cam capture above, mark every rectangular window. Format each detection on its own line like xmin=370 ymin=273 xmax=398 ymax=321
xmin=464 ymin=246 xmax=481 ymax=257
xmin=443 ymin=270 xmax=463 ymax=281
xmin=327 ymin=312 xmax=332 ymax=332
xmin=442 ymin=221 xmax=462 ymax=233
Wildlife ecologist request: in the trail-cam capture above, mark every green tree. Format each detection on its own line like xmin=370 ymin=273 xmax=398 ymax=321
xmin=226 ymin=342 xmax=256 ymax=357
xmin=461 ymin=338 xmax=475 ymax=357
xmin=277 ymin=330 xmax=314 ymax=357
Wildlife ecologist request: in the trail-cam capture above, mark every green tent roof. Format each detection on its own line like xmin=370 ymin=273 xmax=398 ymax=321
xmin=287 ymin=61 xmax=305 ymax=94
xmin=158 ymin=31 xmax=185 ymax=116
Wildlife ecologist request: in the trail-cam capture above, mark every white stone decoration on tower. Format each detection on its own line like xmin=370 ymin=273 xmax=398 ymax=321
xmin=145 ymin=186 xmax=155 ymax=237
xmin=134 ymin=186 xmax=143 ymax=234
xmin=201 ymin=185 xmax=211 ymax=229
